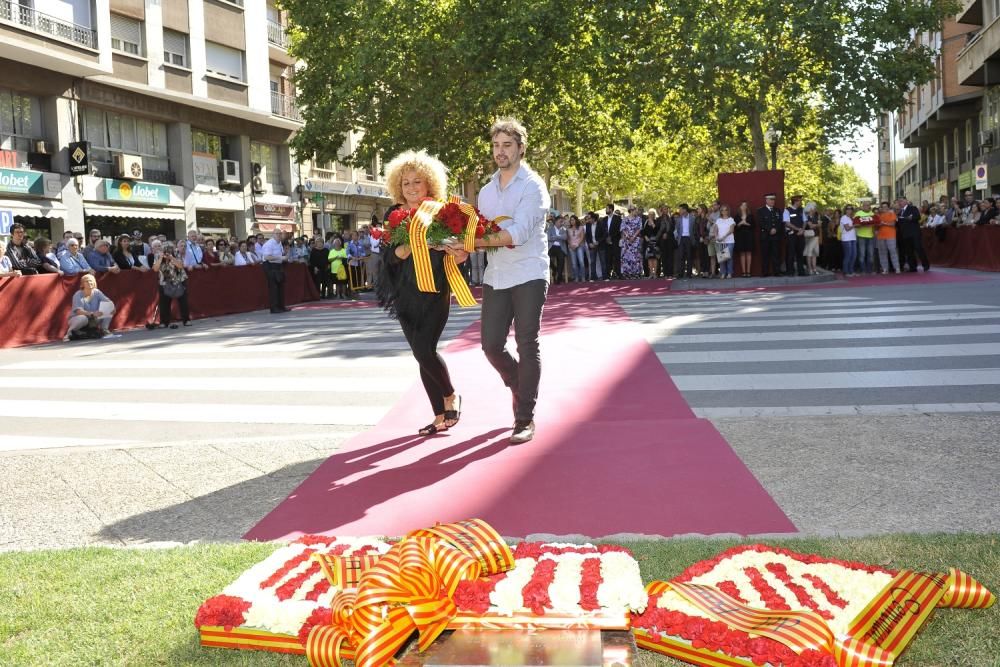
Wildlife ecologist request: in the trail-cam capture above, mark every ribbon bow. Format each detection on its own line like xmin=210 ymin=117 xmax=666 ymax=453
xmin=306 ymin=519 xmax=514 ymax=667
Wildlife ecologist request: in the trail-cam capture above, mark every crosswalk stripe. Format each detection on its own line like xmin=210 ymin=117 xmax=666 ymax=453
xmin=0 ymin=400 xmax=391 ymax=426
xmin=3 ymin=376 xmax=412 ymax=393
xmin=658 ymin=342 xmax=1000 ymax=364
xmin=627 ymin=304 xmax=990 ymax=320
xmin=622 ymin=299 xmax=925 ymax=314
xmin=619 ymin=293 xmax=873 ymax=304
xmin=672 ymin=368 xmax=1000 ymax=391
xmin=651 ymin=310 xmax=1000 ymax=330
xmin=0 ymin=357 xmax=421 ymax=370
xmin=650 ymin=324 xmax=1000 ymax=345
xmin=693 ymin=403 xmax=1000 ymax=418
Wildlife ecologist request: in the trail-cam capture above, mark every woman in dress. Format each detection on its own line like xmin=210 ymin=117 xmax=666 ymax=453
xmin=733 ymin=201 xmax=754 ymax=277
xmin=376 ymin=150 xmax=466 ymax=436
xmin=619 ymin=205 xmax=644 ymax=278
xmin=642 ymin=208 xmax=660 ymax=278
xmin=803 ymin=203 xmax=822 ymax=275
xmin=327 ymin=238 xmax=349 ymax=299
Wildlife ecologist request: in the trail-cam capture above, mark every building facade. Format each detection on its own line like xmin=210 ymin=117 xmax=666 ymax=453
xmin=895 ymin=19 xmax=982 ymax=204
xmin=956 ymin=0 xmax=1000 ymax=195
xmin=0 ymin=0 xmax=304 ymax=241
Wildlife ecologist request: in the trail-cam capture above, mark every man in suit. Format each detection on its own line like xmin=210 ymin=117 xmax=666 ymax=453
xmin=757 ymin=193 xmax=782 ymax=277
xmin=673 ymin=204 xmax=696 ymax=278
xmin=783 ymin=194 xmax=806 ymax=276
xmin=896 ymin=196 xmax=929 ymax=272
xmin=597 ymin=204 xmax=622 ymax=280
xmin=656 ymin=205 xmax=675 ymax=278
xmin=583 ymin=211 xmax=602 ymax=280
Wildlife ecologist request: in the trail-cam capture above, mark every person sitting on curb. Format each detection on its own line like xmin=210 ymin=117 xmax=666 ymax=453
xmin=65 ymin=274 xmax=117 ymax=340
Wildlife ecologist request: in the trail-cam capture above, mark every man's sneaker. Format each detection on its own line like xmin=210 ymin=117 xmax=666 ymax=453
xmin=510 ymin=420 xmax=535 ymax=445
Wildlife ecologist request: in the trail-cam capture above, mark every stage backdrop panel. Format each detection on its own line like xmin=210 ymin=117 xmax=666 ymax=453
xmin=717 ymin=170 xmax=785 ymax=277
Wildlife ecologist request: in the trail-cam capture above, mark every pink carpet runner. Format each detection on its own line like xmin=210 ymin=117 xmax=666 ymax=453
xmin=245 ymin=287 xmax=796 ymax=540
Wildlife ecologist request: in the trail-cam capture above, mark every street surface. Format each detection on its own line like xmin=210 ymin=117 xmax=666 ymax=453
xmin=3 ymin=270 xmax=999 ymax=550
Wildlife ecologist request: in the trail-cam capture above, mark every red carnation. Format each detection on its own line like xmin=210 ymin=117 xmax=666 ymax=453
xmin=387 ymin=209 xmax=408 ymax=229
xmin=298 ymin=606 xmax=332 ymax=645
xmin=194 ymin=594 xmax=252 ymax=631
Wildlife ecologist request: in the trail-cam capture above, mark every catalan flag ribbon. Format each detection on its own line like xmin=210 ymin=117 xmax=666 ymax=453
xmin=645 ymin=567 xmax=993 ymax=667
xmin=306 ymin=519 xmax=514 ymax=667
xmin=406 ymin=198 xmax=478 ymax=308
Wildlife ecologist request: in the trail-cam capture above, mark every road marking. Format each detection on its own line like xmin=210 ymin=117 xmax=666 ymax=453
xmin=695 ymin=403 xmax=1000 ymax=417
xmin=673 ymin=368 xmax=1000 ymax=391
xmin=657 ymin=342 xmax=1000 ymax=364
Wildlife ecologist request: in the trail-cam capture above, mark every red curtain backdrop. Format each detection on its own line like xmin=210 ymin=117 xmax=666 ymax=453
xmin=924 ymin=226 xmax=1000 ymax=272
xmin=717 ymin=170 xmax=785 ymax=276
xmin=0 ymin=264 xmax=320 ymax=348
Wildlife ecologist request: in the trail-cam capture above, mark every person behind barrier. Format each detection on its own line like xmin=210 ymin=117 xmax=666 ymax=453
xmin=5 ymin=223 xmax=43 ymax=275
xmin=153 ymin=242 xmax=191 ymax=328
xmin=65 ymin=274 xmax=116 ymax=341
xmin=58 ymin=238 xmax=94 ymax=276
xmin=0 ymin=240 xmax=23 ymax=277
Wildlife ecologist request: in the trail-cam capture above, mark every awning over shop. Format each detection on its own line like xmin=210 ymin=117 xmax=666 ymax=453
xmin=85 ymin=205 xmax=186 ymax=221
xmin=255 ymin=222 xmax=295 ymax=233
xmin=0 ymin=199 xmax=66 ymax=218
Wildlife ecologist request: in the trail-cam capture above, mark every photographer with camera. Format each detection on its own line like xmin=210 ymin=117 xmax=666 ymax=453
xmin=64 ymin=274 xmax=117 ymax=341
xmin=153 ymin=242 xmax=191 ymax=329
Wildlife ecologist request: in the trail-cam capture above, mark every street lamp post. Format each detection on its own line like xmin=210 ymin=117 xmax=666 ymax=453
xmin=764 ymin=124 xmax=782 ymax=170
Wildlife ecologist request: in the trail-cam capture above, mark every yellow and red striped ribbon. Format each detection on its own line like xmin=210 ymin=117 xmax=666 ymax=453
xmin=306 ymin=519 xmax=514 ymax=667
xmin=407 ymin=198 xmax=477 ymax=307
xmin=313 ymin=553 xmax=381 ymax=590
xmin=645 ymin=567 xmax=994 ymax=667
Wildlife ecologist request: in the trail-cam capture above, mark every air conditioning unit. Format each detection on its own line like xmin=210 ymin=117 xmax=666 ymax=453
xmin=219 ymin=159 xmax=241 ymax=185
xmin=114 ymin=153 xmax=144 ymax=180
xmin=979 ymin=130 xmax=994 ymax=148
xmin=252 ymin=165 xmax=267 ymax=194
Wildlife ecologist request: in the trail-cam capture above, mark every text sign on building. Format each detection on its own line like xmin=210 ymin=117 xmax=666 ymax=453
xmin=0 ymin=168 xmax=45 ymax=195
xmin=959 ymin=170 xmax=974 ymax=190
xmin=68 ymin=141 xmax=90 ymax=176
xmin=975 ymin=164 xmax=988 ymax=191
xmin=0 ymin=209 xmax=13 ymax=235
xmin=253 ymin=202 xmax=296 ymax=220
xmin=0 ymin=150 xmax=19 ymax=169
xmin=193 ymin=153 xmax=219 ymax=191
xmin=104 ymin=179 xmax=171 ymax=204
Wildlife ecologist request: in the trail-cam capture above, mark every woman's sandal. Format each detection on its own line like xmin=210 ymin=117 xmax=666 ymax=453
xmin=418 ymin=421 xmax=448 ymax=436
xmin=443 ymin=395 xmax=462 ymax=428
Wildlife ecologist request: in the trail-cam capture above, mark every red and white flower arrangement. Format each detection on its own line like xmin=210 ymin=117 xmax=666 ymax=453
xmin=631 ymin=544 xmax=898 ymax=666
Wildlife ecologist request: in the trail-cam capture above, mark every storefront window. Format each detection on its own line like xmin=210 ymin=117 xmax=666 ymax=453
xmin=82 ymin=107 xmax=170 ymax=179
xmin=85 ymin=217 xmax=175 ymax=242
xmin=195 ymin=210 xmax=236 ymax=236
xmin=0 ymin=88 xmax=42 ymax=156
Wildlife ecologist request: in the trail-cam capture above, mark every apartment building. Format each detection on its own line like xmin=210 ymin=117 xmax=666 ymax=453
xmin=0 ymin=0 xmax=307 ymax=240
xmin=956 ymin=0 xmax=1000 ymax=193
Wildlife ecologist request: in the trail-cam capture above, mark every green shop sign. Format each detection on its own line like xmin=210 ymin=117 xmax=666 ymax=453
xmin=958 ymin=170 xmax=974 ymax=190
xmin=0 ymin=168 xmax=44 ymax=195
xmin=104 ymin=179 xmax=170 ymax=204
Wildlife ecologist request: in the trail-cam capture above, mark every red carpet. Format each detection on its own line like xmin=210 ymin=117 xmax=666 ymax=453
xmin=246 ymin=289 xmax=795 ymax=540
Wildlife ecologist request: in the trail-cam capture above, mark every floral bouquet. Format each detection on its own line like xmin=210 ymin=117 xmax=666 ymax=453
xmin=386 ymin=199 xmax=502 ymax=249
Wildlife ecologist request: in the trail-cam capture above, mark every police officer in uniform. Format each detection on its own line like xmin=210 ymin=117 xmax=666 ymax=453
xmin=260 ymin=228 xmax=290 ymax=313
xmin=757 ymin=193 xmax=782 ymax=277
xmin=783 ymin=194 xmax=806 ymax=276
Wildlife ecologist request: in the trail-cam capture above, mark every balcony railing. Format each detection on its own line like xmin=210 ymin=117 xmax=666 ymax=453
xmin=0 ymin=0 xmax=97 ymax=49
xmin=271 ymin=91 xmax=302 ymax=122
xmin=267 ymin=20 xmax=287 ymax=49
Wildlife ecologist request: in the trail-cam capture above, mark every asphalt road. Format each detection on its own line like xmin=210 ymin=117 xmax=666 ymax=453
xmin=3 ymin=271 xmax=999 ymax=550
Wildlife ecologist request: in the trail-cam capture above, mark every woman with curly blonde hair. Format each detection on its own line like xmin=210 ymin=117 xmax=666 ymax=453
xmin=377 ymin=150 xmax=468 ymax=436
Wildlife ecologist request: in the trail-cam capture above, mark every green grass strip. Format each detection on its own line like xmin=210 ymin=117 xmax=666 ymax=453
xmin=1 ymin=535 xmax=997 ymax=666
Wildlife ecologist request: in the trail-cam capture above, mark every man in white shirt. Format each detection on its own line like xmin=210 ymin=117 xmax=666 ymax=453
xmin=260 ymin=228 xmax=290 ymax=313
xmin=183 ymin=229 xmax=208 ymax=270
xmin=464 ymin=117 xmax=550 ymax=444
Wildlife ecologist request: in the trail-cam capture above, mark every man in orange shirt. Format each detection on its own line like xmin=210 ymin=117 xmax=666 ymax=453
xmin=876 ymin=201 xmax=901 ymax=274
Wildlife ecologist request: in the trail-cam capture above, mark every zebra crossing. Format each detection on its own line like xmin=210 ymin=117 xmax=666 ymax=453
xmin=619 ymin=290 xmax=1000 ymax=418
xmin=0 ymin=304 xmax=484 ymax=452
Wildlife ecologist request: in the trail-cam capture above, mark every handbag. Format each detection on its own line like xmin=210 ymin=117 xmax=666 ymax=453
xmin=162 ymin=281 xmax=186 ymax=298
xmin=717 ymin=245 xmax=732 ymax=262
xmin=804 ymin=229 xmax=816 ymax=237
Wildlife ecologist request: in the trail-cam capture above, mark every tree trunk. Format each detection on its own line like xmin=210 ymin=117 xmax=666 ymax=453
xmin=748 ymin=106 xmax=768 ymax=171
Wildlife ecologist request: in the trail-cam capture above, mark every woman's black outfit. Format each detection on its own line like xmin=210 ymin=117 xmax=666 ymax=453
xmin=112 ymin=248 xmax=141 ymax=270
xmin=377 ymin=245 xmax=454 ymax=416
xmin=641 ymin=220 xmax=659 ymax=276
xmin=308 ymin=247 xmax=331 ymax=298
xmin=656 ymin=215 xmax=675 ymax=277
xmin=733 ymin=213 xmax=754 ymax=253
xmin=157 ymin=259 xmax=190 ymax=327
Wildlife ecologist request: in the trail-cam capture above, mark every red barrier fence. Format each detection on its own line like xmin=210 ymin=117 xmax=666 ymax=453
xmin=924 ymin=225 xmax=1000 ymax=272
xmin=0 ymin=263 xmax=319 ymax=348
